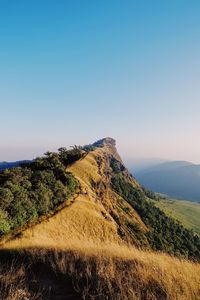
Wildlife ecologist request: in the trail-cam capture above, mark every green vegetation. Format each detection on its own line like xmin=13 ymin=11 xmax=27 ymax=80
xmin=154 ymin=198 xmax=200 ymax=236
xmin=125 ymin=220 xmax=148 ymax=246
xmin=111 ymin=162 xmax=200 ymax=262
xmin=0 ymin=147 xmax=82 ymax=237
xmin=81 ymin=144 xmax=97 ymax=152
xmin=142 ymin=187 xmax=164 ymax=200
xmin=109 ymin=157 xmax=126 ymax=173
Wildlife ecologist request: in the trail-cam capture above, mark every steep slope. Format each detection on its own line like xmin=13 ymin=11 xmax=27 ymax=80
xmin=2 ymin=138 xmax=200 ymax=260
xmin=2 ymin=138 xmax=146 ymax=250
xmin=1 ymin=138 xmax=200 ymax=300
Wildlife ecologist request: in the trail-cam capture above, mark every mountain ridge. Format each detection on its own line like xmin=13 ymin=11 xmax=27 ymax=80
xmin=2 ymin=138 xmax=200 ymax=261
xmin=2 ymin=137 xmax=146 ymax=249
xmin=0 ymin=160 xmax=31 ymax=172
xmin=135 ymin=160 xmax=200 ymax=201
xmin=1 ymin=138 xmax=200 ymax=299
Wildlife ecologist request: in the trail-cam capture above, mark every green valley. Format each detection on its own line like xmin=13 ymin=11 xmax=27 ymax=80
xmin=154 ymin=198 xmax=200 ymax=235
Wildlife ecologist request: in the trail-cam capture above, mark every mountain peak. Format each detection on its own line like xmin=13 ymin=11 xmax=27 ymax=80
xmin=93 ymin=137 xmax=116 ymax=147
xmin=92 ymin=137 xmax=123 ymax=162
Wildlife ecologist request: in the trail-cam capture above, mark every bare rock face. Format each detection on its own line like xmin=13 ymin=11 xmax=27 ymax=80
xmin=93 ymin=137 xmax=116 ymax=148
xmin=92 ymin=138 xmax=141 ymax=191
xmin=93 ymin=137 xmax=123 ymax=164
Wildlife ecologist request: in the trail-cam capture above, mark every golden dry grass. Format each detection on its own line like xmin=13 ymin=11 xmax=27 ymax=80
xmin=54 ymin=243 xmax=200 ymax=300
xmin=2 ymin=147 xmax=145 ymax=250
xmin=1 ymin=145 xmax=200 ymax=299
xmin=1 ymin=243 xmax=200 ymax=300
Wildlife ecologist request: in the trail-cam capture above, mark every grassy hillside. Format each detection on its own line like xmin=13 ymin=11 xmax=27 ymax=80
xmin=154 ymin=198 xmax=200 ymax=235
xmin=2 ymin=139 xmax=146 ymax=250
xmin=1 ymin=138 xmax=200 ymax=299
xmin=1 ymin=243 xmax=200 ymax=300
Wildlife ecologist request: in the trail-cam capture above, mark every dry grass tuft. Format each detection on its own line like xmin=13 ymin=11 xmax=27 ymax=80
xmin=0 ymin=260 xmax=41 ymax=300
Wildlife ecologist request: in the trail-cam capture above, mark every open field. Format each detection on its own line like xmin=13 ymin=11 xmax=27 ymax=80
xmin=154 ymin=198 xmax=200 ymax=235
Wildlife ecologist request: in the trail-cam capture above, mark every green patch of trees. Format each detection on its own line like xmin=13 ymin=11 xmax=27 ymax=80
xmin=111 ymin=172 xmax=200 ymax=262
xmin=110 ymin=157 xmax=126 ymax=174
xmin=81 ymin=144 xmax=96 ymax=152
xmin=0 ymin=147 xmax=82 ymax=237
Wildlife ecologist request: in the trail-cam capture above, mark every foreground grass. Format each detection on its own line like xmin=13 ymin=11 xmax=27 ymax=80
xmin=1 ymin=243 xmax=200 ymax=300
xmin=154 ymin=198 xmax=200 ymax=235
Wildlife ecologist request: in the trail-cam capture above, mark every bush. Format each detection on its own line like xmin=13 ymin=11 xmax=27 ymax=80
xmin=0 ymin=209 xmax=10 ymax=235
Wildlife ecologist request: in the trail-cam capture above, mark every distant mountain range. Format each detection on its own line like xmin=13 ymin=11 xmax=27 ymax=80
xmin=0 ymin=160 xmax=30 ymax=172
xmin=134 ymin=161 xmax=200 ymax=202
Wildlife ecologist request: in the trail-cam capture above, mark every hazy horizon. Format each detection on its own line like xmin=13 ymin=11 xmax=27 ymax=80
xmin=1 ymin=138 xmax=200 ymax=167
xmin=1 ymin=1 xmax=200 ymax=163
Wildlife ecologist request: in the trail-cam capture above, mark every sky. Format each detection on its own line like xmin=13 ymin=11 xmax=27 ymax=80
xmin=0 ymin=0 xmax=200 ymax=164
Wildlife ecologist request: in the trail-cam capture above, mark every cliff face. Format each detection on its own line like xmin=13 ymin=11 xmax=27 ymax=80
xmin=92 ymin=137 xmax=142 ymax=188
xmin=3 ymin=138 xmax=146 ymax=250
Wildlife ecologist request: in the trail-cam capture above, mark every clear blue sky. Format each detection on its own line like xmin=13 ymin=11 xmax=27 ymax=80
xmin=0 ymin=1 xmax=200 ymax=163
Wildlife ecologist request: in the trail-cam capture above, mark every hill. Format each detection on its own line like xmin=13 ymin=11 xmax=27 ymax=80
xmin=0 ymin=138 xmax=200 ymax=299
xmin=135 ymin=161 xmax=200 ymax=202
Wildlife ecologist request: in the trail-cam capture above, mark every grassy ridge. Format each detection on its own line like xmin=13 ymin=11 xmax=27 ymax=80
xmin=154 ymin=199 xmax=200 ymax=235
xmin=1 ymin=141 xmax=200 ymax=299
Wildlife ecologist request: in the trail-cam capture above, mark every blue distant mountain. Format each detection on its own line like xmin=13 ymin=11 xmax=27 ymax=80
xmin=134 ymin=161 xmax=200 ymax=202
xmin=0 ymin=160 xmax=31 ymax=172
